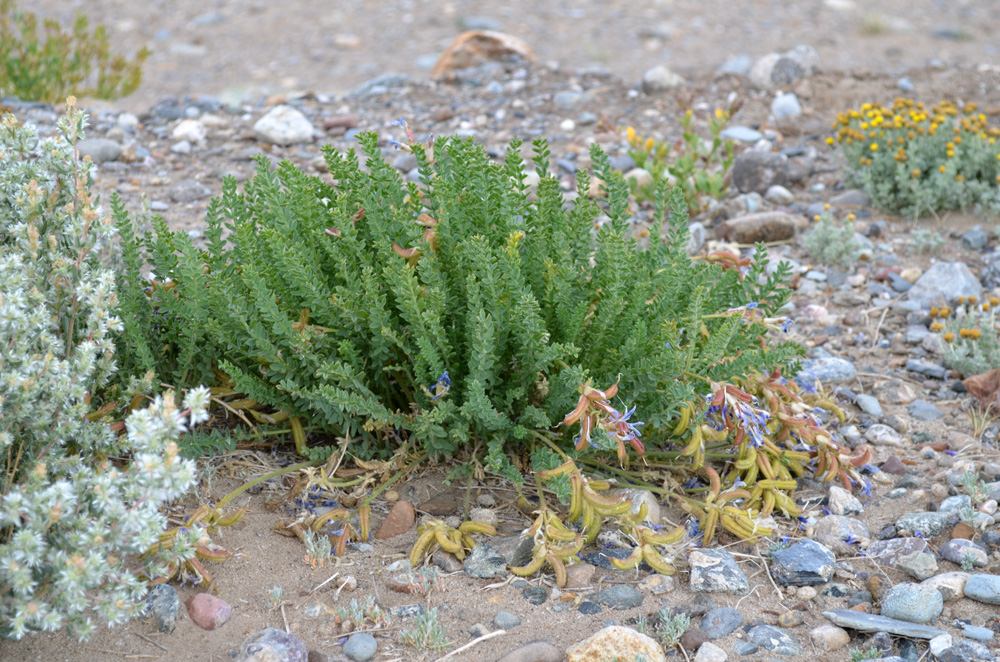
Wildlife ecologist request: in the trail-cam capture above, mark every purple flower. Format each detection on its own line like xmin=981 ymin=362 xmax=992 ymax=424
xmin=390 ymin=118 xmax=408 ymax=127
xmin=429 ymin=371 xmax=451 ymax=401
xmin=746 ymin=302 xmax=758 ymax=309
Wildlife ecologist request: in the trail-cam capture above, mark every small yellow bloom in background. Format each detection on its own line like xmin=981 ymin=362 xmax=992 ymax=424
xmin=826 ymin=137 xmax=835 ymax=145
xmin=626 ymin=126 xmax=636 ymax=143
xmin=940 ymin=307 xmax=951 ymax=317
xmin=971 ymin=329 xmax=983 ymax=340
xmin=954 ymin=136 xmax=962 ymax=144
xmin=870 ymin=143 xmax=879 ymax=151
xmin=685 ymin=109 xmax=693 ymax=117
xmin=715 ymin=108 xmax=724 ymax=120
xmin=911 ymin=169 xmax=921 ymax=178
xmin=960 ymin=328 xmax=970 ymax=338
xmin=990 ymin=296 xmax=999 ymax=306
xmin=984 ymin=303 xmax=991 ymax=312
xmin=860 ymin=122 xmax=869 ymax=130
xmin=847 ymin=213 xmax=856 ymax=222
xmin=970 ymin=295 xmax=979 ymax=304
xmin=939 ymin=165 xmax=947 ymax=173
xmin=958 ymin=296 xmax=966 ymax=304
xmin=943 ymin=332 xmax=955 ymax=342
xmin=639 ymin=228 xmax=650 ymax=238
xmin=947 ymin=150 xmax=955 ymax=158
xmin=824 ymin=203 xmax=831 ymax=211
xmin=930 ymin=307 xmax=940 ymax=317
xmin=931 ymin=322 xmax=944 ymax=332
xmin=644 ymin=137 xmax=655 ymax=152
xmin=956 ymin=174 xmax=964 ymax=182
xmin=813 ymin=214 xmax=821 ymax=222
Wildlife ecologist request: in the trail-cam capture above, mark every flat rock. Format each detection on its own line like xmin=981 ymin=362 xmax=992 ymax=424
xmin=493 ymin=610 xmax=521 ymax=630
xmin=238 ymin=628 xmax=308 ymax=662
xmin=374 ymin=500 xmax=414 ymax=539
xmin=866 ymin=537 xmax=929 ymax=565
xmin=746 ymin=624 xmax=802 ymax=655
xmin=796 ymin=357 xmax=856 ymax=387
xmin=864 ymin=423 xmax=902 ymax=446
xmin=592 ymin=584 xmax=643 ymax=609
xmin=718 ymin=212 xmax=796 ymax=243
xmin=907 ymin=399 xmax=944 ymax=419
xmin=821 ymin=610 xmax=946 ymax=638
xmin=185 ymin=593 xmax=231 ymax=630
xmin=895 ymin=551 xmax=938 ymax=581
xmin=495 ymin=640 xmax=562 ymax=662
xmin=731 ymin=151 xmax=790 ymax=194
xmin=895 ymin=511 xmax=952 ymax=537
xmin=563 ymin=562 xmax=596 ymax=589
xmin=431 ymin=30 xmax=535 ymax=80
xmin=700 ymin=607 xmax=744 ymax=639
xmin=769 ymin=538 xmax=836 ymax=586
xmin=254 ymin=105 xmax=315 ymax=145
xmin=145 ymin=584 xmax=180 ymax=634
xmin=880 ymin=583 xmax=944 ymax=624
xmin=688 ymin=548 xmax=749 ymax=594
xmin=874 ymin=378 xmax=922 ymax=405
xmin=907 ymin=262 xmax=982 ymax=308
xmin=77 ymin=138 xmax=122 ymax=164
xmin=964 ymin=573 xmax=1000 ymax=604
xmin=813 ymin=515 xmax=870 ymax=547
xmin=566 ymin=625 xmax=665 ymax=662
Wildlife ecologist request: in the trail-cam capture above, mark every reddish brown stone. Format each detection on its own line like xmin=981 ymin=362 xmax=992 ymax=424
xmin=951 ymin=522 xmax=976 ymax=540
xmin=418 ymin=490 xmax=459 ymax=516
xmin=374 ymin=500 xmax=415 ymax=539
xmin=323 ymin=115 xmax=359 ymax=131
xmin=185 ymin=593 xmax=232 ymax=630
xmin=431 ymin=30 xmax=536 ymax=80
xmin=563 ymin=563 xmax=596 ymax=589
xmin=880 ymin=455 xmax=907 ymax=475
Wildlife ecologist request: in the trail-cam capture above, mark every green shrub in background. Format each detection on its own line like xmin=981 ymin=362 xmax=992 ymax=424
xmin=803 ymin=209 xmax=866 ymax=269
xmin=831 ymin=98 xmax=1000 ymax=218
xmin=115 ymin=128 xmax=801 ymax=469
xmin=0 ymin=0 xmax=148 ymax=103
xmin=0 ymin=101 xmax=205 ymax=640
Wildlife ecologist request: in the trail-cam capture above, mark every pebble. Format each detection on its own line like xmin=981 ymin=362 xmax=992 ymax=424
xmin=493 ymin=610 xmax=521 ymax=630
xmin=796 ymin=357 xmax=857 ymax=387
xmin=962 ymin=625 xmax=994 ymax=642
xmin=693 ymin=641 xmax=727 ymax=662
xmin=939 ymin=495 xmax=972 ymax=513
xmin=145 ymin=584 xmax=180 ymax=634
xmin=921 ymin=572 xmax=970 ymax=601
xmin=777 ymin=609 xmax=805 ymax=627
xmin=769 ymin=538 xmax=836 ymax=586
xmin=642 ymin=65 xmax=685 ymax=92
xmin=720 ymin=126 xmax=763 ymax=142
xmin=254 ymin=105 xmax=315 ymax=145
xmin=822 ymin=610 xmax=946 ymax=638
xmin=964 ymin=574 xmax=1000 ymax=605
xmin=939 ymin=539 xmax=988 ymax=567
xmin=907 ymin=262 xmax=982 ymax=307
xmin=688 ymin=548 xmax=749 ymax=594
xmin=640 ymin=573 xmax=675 ymax=595
xmin=592 ymin=584 xmax=644 ymax=609
xmin=342 ymin=633 xmax=377 ymax=662
xmin=522 ymin=586 xmax=548 ymax=605
xmin=495 ymin=641 xmax=562 ymax=662
xmin=374 ymin=500 xmax=415 ymax=539
xmin=172 ymin=118 xmax=206 ymax=144
xmin=185 ymin=593 xmax=232 ymax=630
xmin=700 ymin=607 xmax=744 ymax=639
xmin=238 ymin=628 xmax=308 ymax=662
xmin=468 ymin=507 xmax=497 ymax=526
xmin=719 ymin=212 xmax=796 ymax=244
xmin=432 ymin=549 xmax=464 ymax=573
xmin=771 ymin=92 xmax=802 ymax=119
xmin=906 ymin=399 xmax=944 ymax=419
xmin=828 ymin=485 xmax=864 ymax=516
xmin=75 ymin=138 xmax=125 ymax=166
xmin=764 ymin=184 xmax=795 ymax=205
xmin=731 ymin=150 xmax=789 ymax=194
xmin=864 ymin=423 xmax=902 ymax=446
xmin=566 ymin=626 xmax=665 ymax=662
xmin=746 ymin=624 xmax=802 ymax=655
xmin=564 ymin=562 xmax=596 ymax=589
xmin=577 ymin=601 xmax=601 ymax=615
xmin=881 ymin=582 xmax=944 ymax=623
xmin=896 ymin=551 xmax=939 ymax=581
xmin=809 ymin=624 xmax=851 ymax=651
xmin=854 ymin=393 xmax=883 ymax=416
xmin=680 ymin=627 xmax=710 ymax=651
xmin=464 ymin=542 xmax=510 ymax=578
xmin=895 ymin=511 xmax=952 ymax=537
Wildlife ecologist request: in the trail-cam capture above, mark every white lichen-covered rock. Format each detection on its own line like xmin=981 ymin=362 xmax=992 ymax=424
xmin=566 ymin=626 xmax=665 ymax=662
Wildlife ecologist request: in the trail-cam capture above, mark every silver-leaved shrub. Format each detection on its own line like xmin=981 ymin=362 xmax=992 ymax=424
xmin=0 ymin=99 xmax=207 ymax=640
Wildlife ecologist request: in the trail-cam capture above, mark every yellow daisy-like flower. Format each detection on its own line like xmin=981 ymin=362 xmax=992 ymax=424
xmin=930 ymin=322 xmax=944 ymax=332
xmin=956 ymin=174 xmax=964 ymax=182
xmin=939 ymin=165 xmax=947 ymax=173
xmin=813 ymin=214 xmax=821 ymax=222
xmin=824 ymin=203 xmax=831 ymax=211
xmin=947 ymin=150 xmax=955 ymax=158
xmin=984 ymin=303 xmax=991 ymax=312
xmin=971 ymin=329 xmax=983 ymax=340
xmin=960 ymin=328 xmax=970 ymax=338
xmin=626 ymin=126 xmax=636 ymax=143
xmin=939 ymin=307 xmax=951 ymax=318
xmin=970 ymin=295 xmax=979 ymax=304
xmin=929 ymin=307 xmax=940 ymax=318
xmin=958 ymin=296 xmax=967 ymax=303
xmin=990 ymin=296 xmax=999 ymax=306
xmin=943 ymin=332 xmax=955 ymax=342
xmin=826 ymin=137 xmax=835 ymax=145
xmin=911 ymin=169 xmax=921 ymax=178
xmin=870 ymin=143 xmax=879 ymax=151
xmin=715 ymin=108 xmax=724 ymax=120
xmin=847 ymin=213 xmax=856 ymax=222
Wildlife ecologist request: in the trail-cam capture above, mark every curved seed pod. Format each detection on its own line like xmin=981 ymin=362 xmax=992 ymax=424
xmin=216 ymin=506 xmax=247 ymax=528
xmin=434 ymin=529 xmax=463 ymax=554
xmin=582 ymin=485 xmax=627 ymax=508
xmin=311 ymin=508 xmax=351 ymax=532
xmin=811 ymin=398 xmax=846 ymax=424
xmin=641 ymin=544 xmax=675 ymax=575
xmin=562 ymin=396 xmax=590 ymax=426
xmin=609 ymin=545 xmax=644 ymax=570
xmin=462 ymin=533 xmax=476 ymax=550
xmin=640 ymin=523 xmax=686 ymax=545
xmin=538 ymin=460 xmax=577 ymax=479
xmin=742 ymin=463 xmax=759 ymax=488
xmin=545 ymin=524 xmax=579 ymax=543
xmin=509 ymin=545 xmax=547 ymax=577
xmin=587 ymin=497 xmax=632 ymax=517
xmin=769 ymin=490 xmax=802 ymax=517
xmin=548 ymin=535 xmax=584 ymax=559
xmin=761 ymin=490 xmax=776 ymax=518
xmin=568 ymin=475 xmax=584 ymax=522
xmin=547 ymin=553 xmax=568 ymax=587
xmin=756 ymin=479 xmax=798 ymax=491
xmin=714 ymin=488 xmax=752 ymax=505
xmin=587 ymin=479 xmax=612 ymax=491
xmin=634 ymin=500 xmax=649 ymax=522
xmin=701 ymin=509 xmax=719 ymax=545
xmin=702 ymin=467 xmax=722 ymax=500
xmin=358 ymin=505 xmax=371 ymax=541
xmin=194 ymin=544 xmax=232 ymax=563
xmin=671 ymin=403 xmax=692 ymax=436
xmin=581 ymin=503 xmax=602 ymax=544
xmin=334 ymin=527 xmax=349 ymax=557
xmin=681 ymin=425 xmax=704 ymax=457
xmin=735 ymin=445 xmax=757 ymax=471
xmin=756 ymin=448 xmax=777 ymax=480
xmin=719 ymin=513 xmax=757 ymax=539
xmin=409 ymin=527 xmax=437 ymax=567
xmin=459 ymin=521 xmax=497 ymax=536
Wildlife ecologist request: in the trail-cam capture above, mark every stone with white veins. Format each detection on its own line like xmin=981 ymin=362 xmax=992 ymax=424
xmin=864 ymin=423 xmax=901 ymax=446
xmin=254 ymin=105 xmax=315 ymax=145
xmin=920 ymin=572 xmax=969 ymax=601
xmin=895 ymin=511 xmax=952 ymax=537
xmin=688 ymin=548 xmax=749 ymax=594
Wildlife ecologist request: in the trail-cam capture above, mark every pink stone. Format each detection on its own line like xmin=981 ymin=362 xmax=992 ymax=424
xmin=185 ymin=593 xmax=232 ymax=630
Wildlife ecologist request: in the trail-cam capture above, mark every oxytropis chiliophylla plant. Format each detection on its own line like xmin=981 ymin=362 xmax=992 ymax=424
xmin=928 ymin=295 xmax=1000 ymax=377
xmin=0 ymin=100 xmax=206 ymax=640
xmin=114 ymin=119 xmax=875 ymax=580
xmin=831 ymin=98 xmax=1000 ymax=217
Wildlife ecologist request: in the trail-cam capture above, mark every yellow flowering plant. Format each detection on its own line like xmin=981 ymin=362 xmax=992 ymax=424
xmin=930 ymin=296 xmax=1000 ymax=376
xmin=830 ymin=98 xmax=1000 ymax=218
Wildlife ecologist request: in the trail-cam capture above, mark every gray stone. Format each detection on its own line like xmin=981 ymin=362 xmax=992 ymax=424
xmin=881 ymin=583 xmax=944 ymax=623
xmin=854 ymin=394 xmax=883 ymax=416
xmin=688 ymin=548 xmax=749 ymax=594
xmin=939 ymin=539 xmax=988 ymax=567
xmin=795 ymin=357 xmax=856 ymax=387
xmin=238 ymin=628 xmax=308 ymax=662
xmin=905 ymin=359 xmax=948 ymax=379
xmin=254 ymin=105 xmax=315 ymax=145
xmin=522 ymin=586 xmax=548 ymax=605
xmin=771 ymin=93 xmax=802 ymax=119
xmin=962 ymin=229 xmax=989 ymax=250
xmin=348 ymin=73 xmax=411 ymax=97
xmin=830 ymin=189 xmax=871 ymax=208
xmin=954 ymin=639 xmax=993 ymax=660
xmin=720 ymin=126 xmax=763 ymax=143
xmin=920 ymin=572 xmax=969 ymax=601
xmin=145 ymin=584 xmax=180 ymax=634
xmin=746 ymin=624 xmax=802 ymax=655
xmin=821 ymin=610 xmax=946 ymax=638
xmin=895 ymin=551 xmax=938 ymax=581
xmin=895 ymin=511 xmax=952 ymax=537
xmin=904 ymin=325 xmax=930 ymax=344
xmin=769 ymin=538 xmax=836 ymax=586
xmin=495 ymin=641 xmax=562 ymax=662
xmin=592 ymin=584 xmax=644 ymax=609
xmin=642 ymin=65 xmax=685 ymax=92
xmin=687 ymin=222 xmax=707 ymax=255
xmin=731 ymin=150 xmax=789 ymax=194
xmin=489 ymin=536 xmax=535 ymax=567
xmin=492 ymin=610 xmax=521 ymax=630
xmin=813 ymin=515 xmax=870 ymax=545
xmin=907 ymin=262 xmax=982 ymax=308
xmin=343 ymin=633 xmax=377 ymax=662
xmin=552 ymin=91 xmax=585 ymax=108
xmin=700 ymin=607 xmax=744 ymax=639
xmin=865 ymin=423 xmax=902 ymax=446
xmin=961 ymin=625 xmax=994 ymax=642
xmin=464 ymin=542 xmax=511 ymax=578
xmin=734 ymin=641 xmax=759 ymax=655
xmin=765 ymin=184 xmax=795 ymax=205
xmin=828 ymin=485 xmax=864 ymax=516
xmin=76 ymin=138 xmax=121 ymax=164
xmin=717 ymin=54 xmax=753 ymax=76
xmin=964 ymin=573 xmax=1000 ymax=604
xmin=938 ymin=495 xmax=972 ymax=513
xmin=907 ymin=399 xmax=944 ymax=420
xmin=168 ymin=179 xmax=212 ymax=203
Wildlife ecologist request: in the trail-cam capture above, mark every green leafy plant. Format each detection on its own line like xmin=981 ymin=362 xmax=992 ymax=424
xmin=114 ymin=123 xmax=804 ymax=470
xmin=909 ymin=228 xmax=946 ymax=254
xmin=654 ymin=607 xmax=690 ymax=649
xmin=0 ymin=101 xmax=204 ymax=640
xmin=399 ymin=607 xmax=449 ymax=652
xmin=803 ymin=210 xmax=866 ymax=268
xmin=0 ymin=0 xmax=149 ymax=103
xmin=623 ymin=105 xmax=736 ymax=214
xmin=960 ymin=470 xmax=990 ymax=505
xmin=961 ymin=551 xmax=978 ymax=572
xmin=831 ymin=98 xmax=1000 ymax=218
xmin=335 ymin=596 xmax=389 ymax=630
xmin=849 ymin=646 xmax=883 ymax=662
xmin=930 ymin=297 xmax=1000 ymax=376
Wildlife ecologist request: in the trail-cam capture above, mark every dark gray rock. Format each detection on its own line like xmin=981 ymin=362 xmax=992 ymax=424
xmin=490 ymin=536 xmax=535 ymax=568
xmin=769 ymin=538 xmax=836 ymax=586
xmin=855 ymin=393 xmax=883 ymax=416
xmin=905 ymin=359 xmax=947 ymax=380
xmin=463 ymin=542 xmax=509 ymax=578
xmin=746 ymin=624 xmax=802 ymax=655
xmin=939 ymin=539 xmax=988 ymax=567
xmin=577 ymin=601 xmax=601 ymax=615
xmin=522 ymin=586 xmax=548 ymax=605
xmin=592 ymin=584 xmax=643 ymax=609
xmin=822 ymin=610 xmax=946 ymax=638
xmin=145 ymin=584 xmax=180 ymax=634
xmin=493 ymin=611 xmax=521 ymax=630
xmin=700 ymin=607 xmax=744 ymax=639
xmin=731 ymin=150 xmax=789 ymax=194
xmin=830 ymin=189 xmax=871 ymax=208
xmin=238 ymin=628 xmax=308 ymax=662
xmin=688 ymin=548 xmax=749 ymax=594
xmin=962 ymin=229 xmax=989 ymax=251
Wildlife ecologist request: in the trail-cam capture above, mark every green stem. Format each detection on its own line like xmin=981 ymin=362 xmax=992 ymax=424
xmin=574 ymin=458 xmax=671 ymax=496
xmin=361 ymin=453 xmax=426 ymax=507
xmin=216 ymin=458 xmax=325 ymax=510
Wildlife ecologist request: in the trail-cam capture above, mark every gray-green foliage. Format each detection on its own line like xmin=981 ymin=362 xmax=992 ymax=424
xmin=803 ymin=212 xmax=866 ymax=268
xmin=399 ymin=606 xmax=448 ymax=651
xmin=655 ymin=608 xmax=690 ymax=649
xmin=940 ymin=309 xmax=1000 ymax=376
xmin=909 ymin=228 xmax=945 ymax=254
xmin=115 ymin=133 xmax=800 ymax=465
xmin=0 ymin=104 xmax=205 ymax=640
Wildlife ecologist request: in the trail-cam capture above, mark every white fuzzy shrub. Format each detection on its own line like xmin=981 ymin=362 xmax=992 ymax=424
xmin=1 ymin=99 xmax=205 ymax=640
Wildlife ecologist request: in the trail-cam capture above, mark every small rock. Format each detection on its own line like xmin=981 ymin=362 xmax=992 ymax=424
xmin=522 ymin=586 xmax=548 ymax=605
xmin=881 ymin=583 xmax=944 ymax=624
xmin=469 ymin=507 xmax=497 ymax=527
xmin=238 ymin=628 xmax=308 ymax=662
xmin=828 ymin=486 xmax=865 ymax=516
xmin=921 ymin=572 xmax=970 ymax=601
xmin=374 ymin=501 xmax=415 ymax=539
xmin=880 ymin=456 xmax=907 ymax=475
xmin=145 ymin=584 xmax=180 ymax=634
xmin=495 ymin=641 xmax=562 ymax=662
xmin=907 ymin=262 xmax=982 ymax=308
xmin=854 ymin=393 xmax=883 ymax=417
xmin=679 ymin=627 xmax=710 ymax=651
xmin=185 ymin=593 xmax=231 ymax=630
xmin=764 ymin=184 xmax=795 ymax=205
xmin=865 ymin=423 xmax=902 ymax=446
xmin=577 ymin=601 xmax=601 ymax=615
xmin=906 ymin=399 xmax=944 ymax=420
xmin=777 ymin=610 xmax=805 ymax=628
xmin=719 ymin=211 xmax=796 ymax=243
xmin=623 ymin=167 xmax=653 ymax=190
xmin=493 ymin=610 xmax=521 ymax=630
xmin=564 ymin=563 xmax=596 ymax=589
xmin=432 ymin=549 xmax=464 ymax=573
xmin=172 ymin=118 xmax=206 ymax=144
xmin=874 ymin=378 xmax=922 ymax=405
xmin=254 ymin=105 xmax=315 ymax=145
xmin=821 ymin=610 xmax=946 ymax=639
xmin=693 ymin=641 xmax=727 ymax=662
xmin=700 ymin=607 xmax=744 ymax=639
xmin=895 ymin=511 xmax=952 ymax=537
xmin=895 ymin=551 xmax=938 ymax=581
xmin=746 ymin=624 xmax=802 ymax=655
xmin=640 ymin=573 xmax=675 ymax=595
xmin=731 ymin=150 xmax=789 ymax=194
xmin=688 ymin=548 xmax=749 ymax=594
xmin=810 ymin=624 xmax=851 ymax=651
xmin=76 ymin=138 xmax=122 ymax=164
xmin=771 ymin=92 xmax=802 ymax=119
xmin=566 ymin=626 xmax=665 ymax=662
xmin=769 ymin=538 xmax=836 ymax=586
xmin=939 ymin=539 xmax=988 ymax=567
xmin=720 ymin=126 xmax=763 ymax=142
xmin=964 ymin=573 xmax=1000 ymax=604
xmin=431 ymin=31 xmax=535 ymax=80
xmin=343 ymin=633 xmax=377 ymax=662
xmin=592 ymin=584 xmax=644 ymax=609
xmin=168 ymin=179 xmax=212 ymax=203
xmin=961 ymin=625 xmax=994 ymax=642
xmin=796 ymin=357 xmax=857 ymax=386
xmin=642 ymin=65 xmax=686 ymax=92
xmin=464 ymin=542 xmax=510 ymax=578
